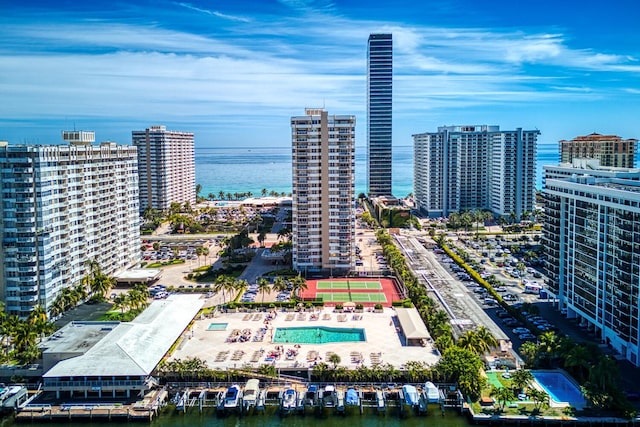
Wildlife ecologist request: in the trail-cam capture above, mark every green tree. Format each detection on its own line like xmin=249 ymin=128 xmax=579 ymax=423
xmin=257 ymin=278 xmax=271 ymax=304
xmin=564 ymin=344 xmax=592 ymax=382
xmin=510 ymin=369 xmax=533 ymax=394
xmin=312 ymin=362 xmax=330 ymax=382
xmin=289 ymin=276 xmax=308 ymax=301
xmin=257 ymin=230 xmax=267 ymax=247
xmin=436 ymin=346 xmax=486 ymax=399
xmin=474 ymin=326 xmax=498 ymax=354
xmin=490 ymin=385 xmax=515 ymax=412
xmin=528 ymin=388 xmax=549 ymax=413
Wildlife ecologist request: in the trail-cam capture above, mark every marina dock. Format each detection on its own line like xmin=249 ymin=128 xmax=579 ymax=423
xmin=14 ymin=381 xmax=463 ymax=422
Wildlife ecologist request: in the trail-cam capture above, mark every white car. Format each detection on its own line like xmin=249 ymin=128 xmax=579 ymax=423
xmin=512 ymin=327 xmax=530 ymax=335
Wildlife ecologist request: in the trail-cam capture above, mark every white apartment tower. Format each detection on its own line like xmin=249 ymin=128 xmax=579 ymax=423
xmin=0 ymin=132 xmax=140 ymax=317
xmin=132 ymin=125 xmax=196 ymax=212
xmin=413 ymin=125 xmax=538 ymax=219
xmin=291 ymin=109 xmax=356 ymax=275
xmin=543 ymin=162 xmax=640 ymax=366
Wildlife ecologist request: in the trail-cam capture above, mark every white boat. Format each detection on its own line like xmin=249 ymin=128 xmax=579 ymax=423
xmin=322 ymin=385 xmax=337 ymax=408
xmin=336 ymin=389 xmax=345 ymax=412
xmin=223 ymin=384 xmax=242 ymax=409
xmin=424 ymin=381 xmax=440 ymax=403
xmin=280 ymin=388 xmax=297 ymax=414
xmin=243 ymin=379 xmax=260 ymax=410
xmin=375 ymin=389 xmax=386 ymax=412
xmin=402 ymin=384 xmax=419 ymax=407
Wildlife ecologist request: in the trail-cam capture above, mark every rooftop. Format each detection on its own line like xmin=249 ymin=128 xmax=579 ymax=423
xmin=43 ymin=294 xmax=203 ymax=378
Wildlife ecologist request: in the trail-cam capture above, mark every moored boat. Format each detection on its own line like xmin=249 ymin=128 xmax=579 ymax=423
xmin=402 ymin=384 xmax=419 ymax=408
xmin=223 ymin=384 xmax=242 ymax=410
xmin=242 ymin=379 xmax=260 ymax=412
xmin=322 ymin=385 xmax=337 ymax=408
xmin=424 ymin=381 xmax=440 ymax=403
xmin=280 ymin=388 xmax=297 ymax=415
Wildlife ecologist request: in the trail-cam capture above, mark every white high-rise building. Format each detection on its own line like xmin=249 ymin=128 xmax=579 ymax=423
xmin=0 ymin=132 xmax=139 ymax=317
xmin=413 ymin=125 xmax=538 ymax=219
xmin=543 ymin=162 xmax=640 ymax=366
xmin=291 ymin=108 xmax=356 ymax=275
xmin=132 ymin=125 xmax=195 ymax=212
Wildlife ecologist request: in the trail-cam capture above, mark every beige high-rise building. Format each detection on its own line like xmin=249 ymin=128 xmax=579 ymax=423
xmin=559 ymin=133 xmax=637 ymax=168
xmin=291 ymin=108 xmax=356 ymax=276
xmin=132 ymin=125 xmax=196 ymax=212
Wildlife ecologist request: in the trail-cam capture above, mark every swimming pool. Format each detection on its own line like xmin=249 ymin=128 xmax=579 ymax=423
xmin=207 ymin=323 xmax=229 ymax=331
xmin=273 ymin=327 xmax=366 ymax=344
xmin=532 ymin=371 xmax=586 ymax=407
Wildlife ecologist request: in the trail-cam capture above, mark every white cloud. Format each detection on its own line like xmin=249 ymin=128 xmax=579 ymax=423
xmin=175 ymin=2 xmax=251 ymax=23
xmin=1 ymin=2 xmax=638 ymax=145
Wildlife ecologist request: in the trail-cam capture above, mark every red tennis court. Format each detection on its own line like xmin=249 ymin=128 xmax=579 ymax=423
xmin=300 ymin=277 xmax=402 ymax=307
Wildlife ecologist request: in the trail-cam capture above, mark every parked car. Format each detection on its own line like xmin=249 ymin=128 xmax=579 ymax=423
xmin=519 ymin=333 xmax=537 ymax=341
xmin=512 ymin=327 xmax=530 ymax=335
xmin=503 ymin=294 xmax=518 ymax=301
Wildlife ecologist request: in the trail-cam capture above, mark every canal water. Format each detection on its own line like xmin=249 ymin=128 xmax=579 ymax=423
xmin=6 ymin=406 xmax=473 ymax=426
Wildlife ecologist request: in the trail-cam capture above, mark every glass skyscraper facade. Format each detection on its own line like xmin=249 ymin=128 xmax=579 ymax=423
xmin=367 ymin=33 xmax=393 ymax=197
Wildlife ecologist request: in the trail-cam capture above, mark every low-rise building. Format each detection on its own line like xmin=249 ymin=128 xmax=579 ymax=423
xmin=40 ymin=294 xmax=202 ymax=399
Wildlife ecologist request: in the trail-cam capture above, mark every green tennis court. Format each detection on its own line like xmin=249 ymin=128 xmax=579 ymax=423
xmin=316 ymin=280 xmax=382 ymax=290
xmin=316 ymin=292 xmax=388 ymax=303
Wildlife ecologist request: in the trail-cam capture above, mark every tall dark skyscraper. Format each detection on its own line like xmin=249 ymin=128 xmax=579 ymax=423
xmin=367 ymin=33 xmax=393 ymax=197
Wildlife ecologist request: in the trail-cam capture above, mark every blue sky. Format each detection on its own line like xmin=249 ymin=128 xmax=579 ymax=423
xmin=1 ymin=0 xmax=639 ymax=148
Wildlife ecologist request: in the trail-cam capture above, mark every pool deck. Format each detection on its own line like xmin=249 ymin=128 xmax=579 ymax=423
xmin=170 ymin=307 xmax=440 ymax=371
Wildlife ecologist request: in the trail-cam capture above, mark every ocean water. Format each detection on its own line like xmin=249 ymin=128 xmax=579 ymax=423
xmin=195 ymin=144 xmax=562 ymax=200
xmin=195 ymin=145 xmax=414 ymax=199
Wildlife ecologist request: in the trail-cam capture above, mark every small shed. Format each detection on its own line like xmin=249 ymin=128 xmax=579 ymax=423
xmin=394 ymin=307 xmax=432 ymax=346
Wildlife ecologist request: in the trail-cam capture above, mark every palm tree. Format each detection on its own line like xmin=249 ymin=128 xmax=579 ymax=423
xmin=456 ymin=330 xmax=482 ymax=354
xmin=564 ymin=344 xmax=592 ymax=382
xmin=12 ymin=321 xmax=39 ymax=364
xmin=312 ymin=362 xmax=330 ymax=382
xmin=261 ymin=188 xmax=267 ymax=197
xmin=518 ymin=341 xmax=539 ymax=367
xmin=112 ymin=294 xmax=129 ymax=313
xmin=289 ymin=276 xmax=307 ymax=301
xmin=213 ymin=275 xmax=229 ymax=304
xmin=328 ymin=353 xmax=341 ymax=370
xmin=434 ymin=334 xmax=454 ymax=352
xmin=218 ymin=191 xmax=225 ymax=200
xmin=490 ymin=385 xmax=515 ymax=412
xmin=257 ymin=278 xmax=271 ymax=304
xmin=528 ymin=388 xmax=549 ymax=413
xmin=27 ymin=305 xmax=54 ymax=340
xmin=510 ymin=369 xmax=533 ymax=395
xmin=257 ymin=231 xmax=267 ymax=247
xmin=474 ymin=326 xmax=498 ymax=354
xmin=273 ymin=276 xmax=288 ymax=294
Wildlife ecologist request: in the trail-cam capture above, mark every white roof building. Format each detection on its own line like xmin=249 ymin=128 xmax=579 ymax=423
xmin=41 ymin=295 xmax=203 ymax=398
